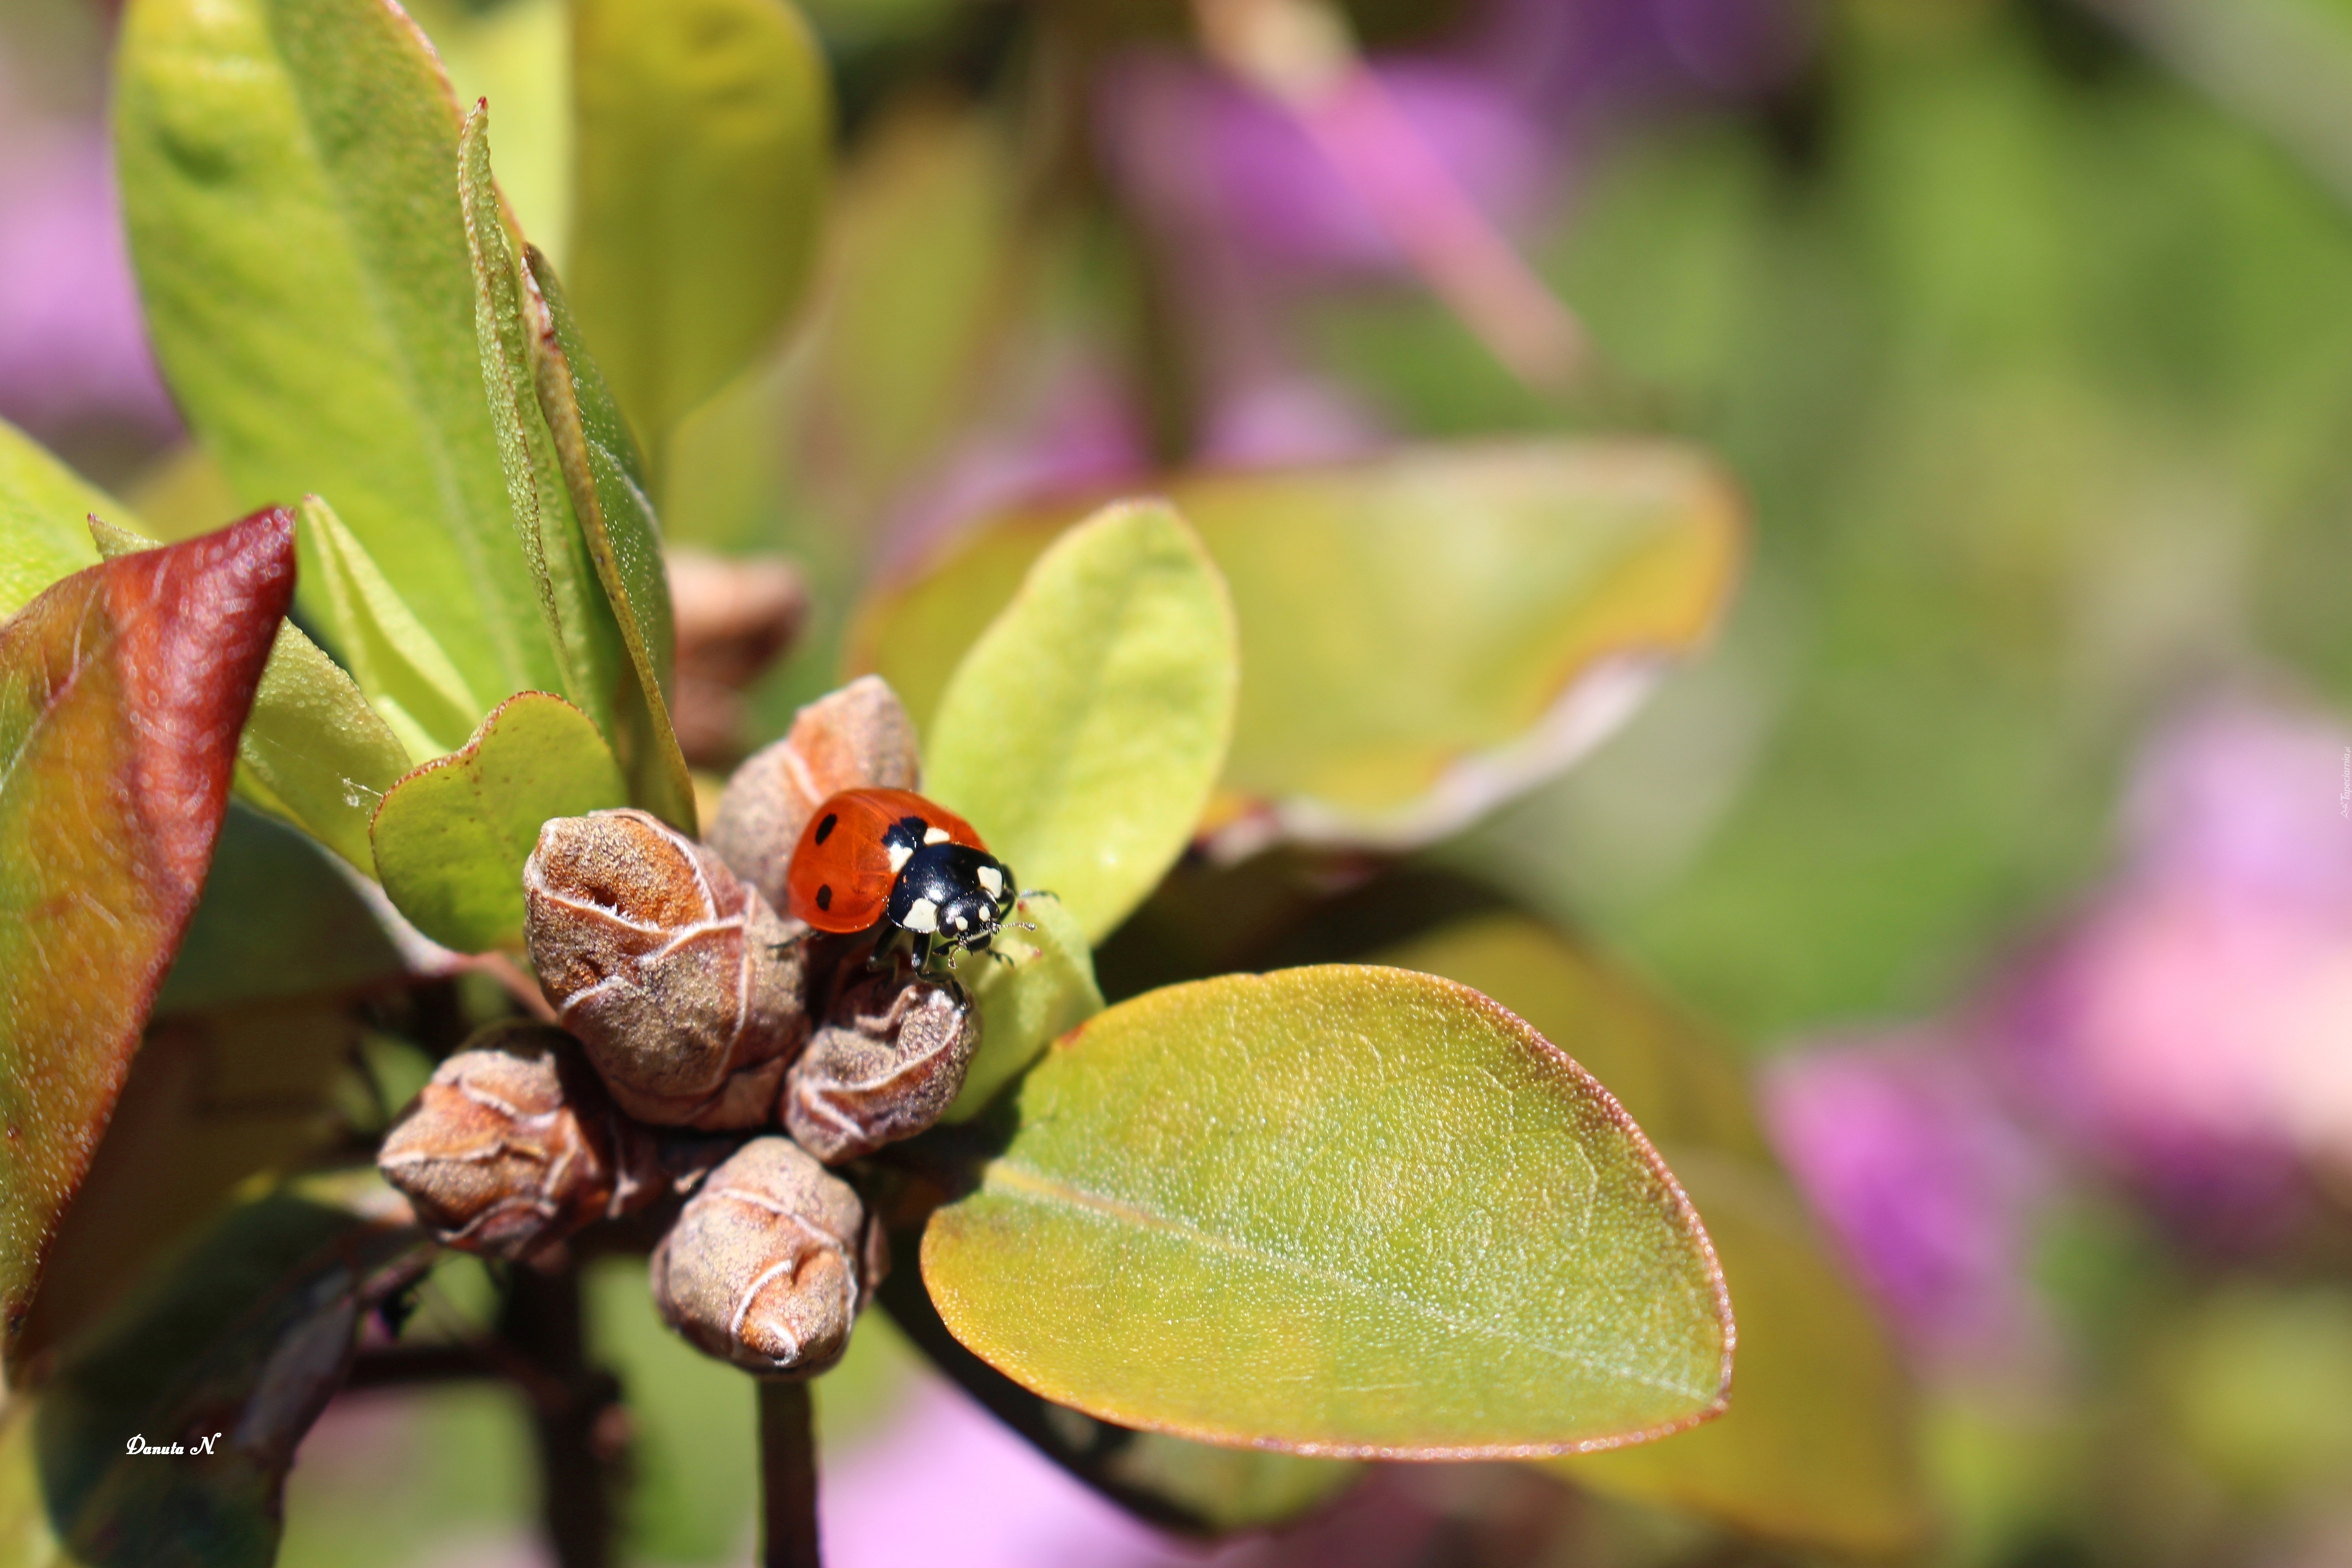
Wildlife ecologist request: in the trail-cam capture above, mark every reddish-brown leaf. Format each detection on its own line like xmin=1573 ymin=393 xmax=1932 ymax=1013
xmin=0 ymin=508 xmax=294 ymax=1361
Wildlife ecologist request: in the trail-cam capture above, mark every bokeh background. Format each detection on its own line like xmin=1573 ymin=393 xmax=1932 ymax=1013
xmin=8 ymin=0 xmax=2352 ymax=1563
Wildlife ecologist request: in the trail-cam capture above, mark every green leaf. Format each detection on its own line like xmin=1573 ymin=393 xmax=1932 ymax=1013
xmin=0 ymin=417 xmax=107 ymax=620
xmin=0 ymin=514 xmax=295 ymax=1364
xmin=944 ymin=892 xmax=1102 ymax=1122
xmin=370 ymin=690 xmax=628 ymax=952
xmin=229 ymin=624 xmax=415 ymax=870
xmin=0 ymin=1182 xmax=430 ymax=1568
xmin=855 ymin=441 xmax=1742 ymax=853
xmin=1371 ymin=915 xmax=1927 ymax=1553
xmin=924 ymin=502 xmax=1239 ymax=944
xmin=877 ymin=1250 xmax=1360 ymax=1536
xmin=457 ymin=103 xmax=626 ymax=745
xmin=922 ymin=965 xmax=1733 ymax=1455
xmin=297 ymin=495 xmax=482 ymax=760
xmin=523 ymin=246 xmax=697 ymax=831
xmin=93 ymin=516 xmax=411 ymax=871
xmin=115 ymin=0 xmax=561 ymax=713
xmin=568 ymin=0 xmax=830 ymax=459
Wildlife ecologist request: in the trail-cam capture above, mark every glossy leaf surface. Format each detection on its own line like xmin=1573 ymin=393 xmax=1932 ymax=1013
xmin=0 ymin=514 xmax=294 ymax=1361
xmin=370 ymin=690 xmax=628 ymax=952
xmin=115 ymin=0 xmax=559 ymax=711
xmin=458 ymin=104 xmax=624 ymax=743
xmin=569 ymin=0 xmax=829 ymax=456
xmin=924 ymin=502 xmax=1239 ymax=943
xmin=1373 ymin=916 xmax=1927 ymax=1553
xmin=0 ymin=1182 xmax=429 ymax=1567
xmin=523 ymin=247 xmax=696 ymax=830
xmin=856 ymin=441 xmax=1741 ymax=853
xmin=0 ymin=418 xmax=107 ymax=619
xmin=91 ymin=516 xmax=410 ymax=872
xmin=923 ymin=965 xmax=1733 ymax=1456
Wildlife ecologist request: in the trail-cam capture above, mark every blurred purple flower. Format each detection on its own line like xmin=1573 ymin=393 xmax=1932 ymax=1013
xmin=1763 ymin=1032 xmax=2053 ymax=1369
xmin=821 ymin=1381 xmax=1196 ymax=1568
xmin=1099 ymin=51 xmax=1554 ymax=278
xmin=0 ymin=123 xmax=179 ymax=451
xmin=1989 ymin=700 xmax=2352 ymax=1225
xmin=876 ymin=357 xmax=1152 ymax=577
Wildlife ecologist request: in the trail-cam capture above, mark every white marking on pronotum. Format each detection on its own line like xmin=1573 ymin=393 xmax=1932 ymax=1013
xmin=952 ymin=912 xmax=970 ymax=931
xmin=975 ymin=864 xmax=1004 ymax=898
xmin=923 ymin=826 xmax=949 ymax=845
xmin=886 ymin=842 xmax=914 ymax=873
xmin=903 ymin=897 xmax=939 ymax=933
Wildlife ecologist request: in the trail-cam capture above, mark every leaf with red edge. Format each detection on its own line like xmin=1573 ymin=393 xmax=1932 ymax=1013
xmin=0 ymin=509 xmax=294 ymax=1362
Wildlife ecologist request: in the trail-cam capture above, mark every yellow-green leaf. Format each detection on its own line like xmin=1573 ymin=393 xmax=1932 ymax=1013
xmin=568 ymin=0 xmax=830 ymax=459
xmin=523 ymin=246 xmax=697 ymax=832
xmin=855 ymin=441 xmax=1742 ymax=855
xmin=923 ymin=965 xmax=1733 ymax=1456
xmin=115 ymin=0 xmax=560 ymax=711
xmin=924 ymin=502 xmax=1239 ymax=943
xmin=944 ymin=892 xmax=1102 ymax=1122
xmin=458 ymin=104 xmax=626 ymax=746
xmin=298 ymin=495 xmax=482 ymax=760
xmin=370 ymin=690 xmax=627 ymax=951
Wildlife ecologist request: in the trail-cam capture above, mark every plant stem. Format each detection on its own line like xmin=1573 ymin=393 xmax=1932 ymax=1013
xmin=758 ymin=1379 xmax=823 ymax=1568
xmin=500 ymin=1262 xmax=620 ymax=1568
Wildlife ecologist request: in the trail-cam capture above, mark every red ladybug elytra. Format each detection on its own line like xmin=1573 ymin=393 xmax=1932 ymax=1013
xmin=784 ymin=788 xmax=1030 ymax=971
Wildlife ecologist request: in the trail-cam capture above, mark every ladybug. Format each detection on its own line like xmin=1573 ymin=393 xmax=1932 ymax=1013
xmin=784 ymin=788 xmax=1032 ymax=971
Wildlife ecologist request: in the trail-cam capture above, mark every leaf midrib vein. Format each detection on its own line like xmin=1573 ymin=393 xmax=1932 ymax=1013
xmin=978 ymin=1158 xmax=1715 ymax=1402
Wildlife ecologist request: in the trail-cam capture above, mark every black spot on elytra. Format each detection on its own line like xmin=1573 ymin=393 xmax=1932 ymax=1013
xmin=816 ymin=885 xmax=833 ymax=911
xmin=815 ymin=812 xmax=838 ymax=844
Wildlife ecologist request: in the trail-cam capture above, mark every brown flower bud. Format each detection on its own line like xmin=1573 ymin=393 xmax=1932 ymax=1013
xmin=667 ymin=548 xmax=809 ymax=767
xmin=650 ymin=1136 xmax=887 ymax=1377
xmin=377 ymin=1022 xmax=661 ymax=1259
xmin=524 ymin=808 xmax=809 ymax=1128
xmin=784 ymin=967 xmax=980 ymax=1164
xmin=707 ymin=676 xmax=920 ymax=909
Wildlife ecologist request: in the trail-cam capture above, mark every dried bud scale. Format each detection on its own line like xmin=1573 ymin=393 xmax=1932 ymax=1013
xmin=785 ymin=966 xmax=980 ymax=1164
xmin=377 ymin=1022 xmax=661 ymax=1259
xmin=651 ymin=1137 xmax=884 ymax=1377
xmin=707 ymin=676 xmax=920 ymax=909
xmin=524 ymin=808 xmax=808 ymax=1129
